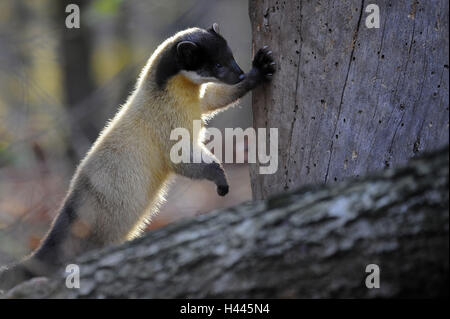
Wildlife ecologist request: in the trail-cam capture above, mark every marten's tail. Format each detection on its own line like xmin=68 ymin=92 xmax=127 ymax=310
xmin=0 ymin=254 xmax=59 ymax=292
xmin=0 ymin=258 xmax=35 ymax=292
xmin=0 ymin=198 xmax=82 ymax=292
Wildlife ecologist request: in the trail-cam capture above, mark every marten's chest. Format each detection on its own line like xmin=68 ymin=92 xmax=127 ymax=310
xmin=166 ymin=74 xmax=203 ymax=133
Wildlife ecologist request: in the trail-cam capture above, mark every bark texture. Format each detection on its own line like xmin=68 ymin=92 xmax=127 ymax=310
xmin=249 ymin=0 xmax=449 ymax=199
xmin=2 ymin=148 xmax=448 ymax=299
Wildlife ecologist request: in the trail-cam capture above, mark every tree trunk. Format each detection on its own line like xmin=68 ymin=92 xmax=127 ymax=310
xmin=249 ymin=0 xmax=449 ymax=199
xmin=3 ymin=148 xmax=448 ymax=299
xmin=57 ymin=0 xmax=101 ymax=165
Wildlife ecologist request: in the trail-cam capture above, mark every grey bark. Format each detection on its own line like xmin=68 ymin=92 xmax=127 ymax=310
xmin=249 ymin=0 xmax=449 ymax=199
xmin=2 ymin=147 xmax=448 ymax=299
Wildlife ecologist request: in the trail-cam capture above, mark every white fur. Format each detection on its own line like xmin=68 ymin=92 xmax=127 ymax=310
xmin=180 ymin=70 xmax=220 ymax=84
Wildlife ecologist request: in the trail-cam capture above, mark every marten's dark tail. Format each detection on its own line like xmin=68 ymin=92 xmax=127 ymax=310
xmin=0 ymin=255 xmax=54 ymax=292
xmin=0 ymin=198 xmax=80 ymax=292
xmin=0 ymin=262 xmax=32 ymax=292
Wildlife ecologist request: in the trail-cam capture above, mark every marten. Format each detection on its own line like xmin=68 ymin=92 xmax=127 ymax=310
xmin=0 ymin=23 xmax=275 ymax=291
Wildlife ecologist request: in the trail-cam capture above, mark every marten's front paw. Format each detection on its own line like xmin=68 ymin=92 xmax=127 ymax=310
xmin=252 ymin=46 xmax=276 ymax=82
xmin=217 ymin=184 xmax=229 ymax=196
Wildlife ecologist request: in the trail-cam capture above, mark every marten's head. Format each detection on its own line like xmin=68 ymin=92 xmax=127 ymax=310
xmin=155 ymin=24 xmax=245 ymax=88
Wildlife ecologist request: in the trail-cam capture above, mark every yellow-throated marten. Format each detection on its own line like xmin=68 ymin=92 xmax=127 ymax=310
xmin=0 ymin=23 xmax=275 ymax=290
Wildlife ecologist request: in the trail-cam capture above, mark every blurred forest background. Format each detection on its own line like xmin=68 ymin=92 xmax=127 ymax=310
xmin=0 ymin=0 xmax=253 ymax=265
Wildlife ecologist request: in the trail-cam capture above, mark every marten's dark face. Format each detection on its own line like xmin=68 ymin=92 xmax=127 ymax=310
xmin=176 ymin=27 xmax=245 ymax=85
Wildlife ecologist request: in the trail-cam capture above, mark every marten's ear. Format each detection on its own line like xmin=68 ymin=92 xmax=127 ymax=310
xmin=177 ymin=41 xmax=199 ymax=68
xmin=207 ymin=23 xmax=220 ymax=35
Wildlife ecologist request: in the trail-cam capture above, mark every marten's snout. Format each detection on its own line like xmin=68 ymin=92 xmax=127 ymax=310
xmin=226 ymin=60 xmax=245 ymax=84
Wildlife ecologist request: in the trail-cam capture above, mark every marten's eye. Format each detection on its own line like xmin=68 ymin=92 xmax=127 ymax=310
xmin=215 ymin=63 xmax=223 ymax=69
